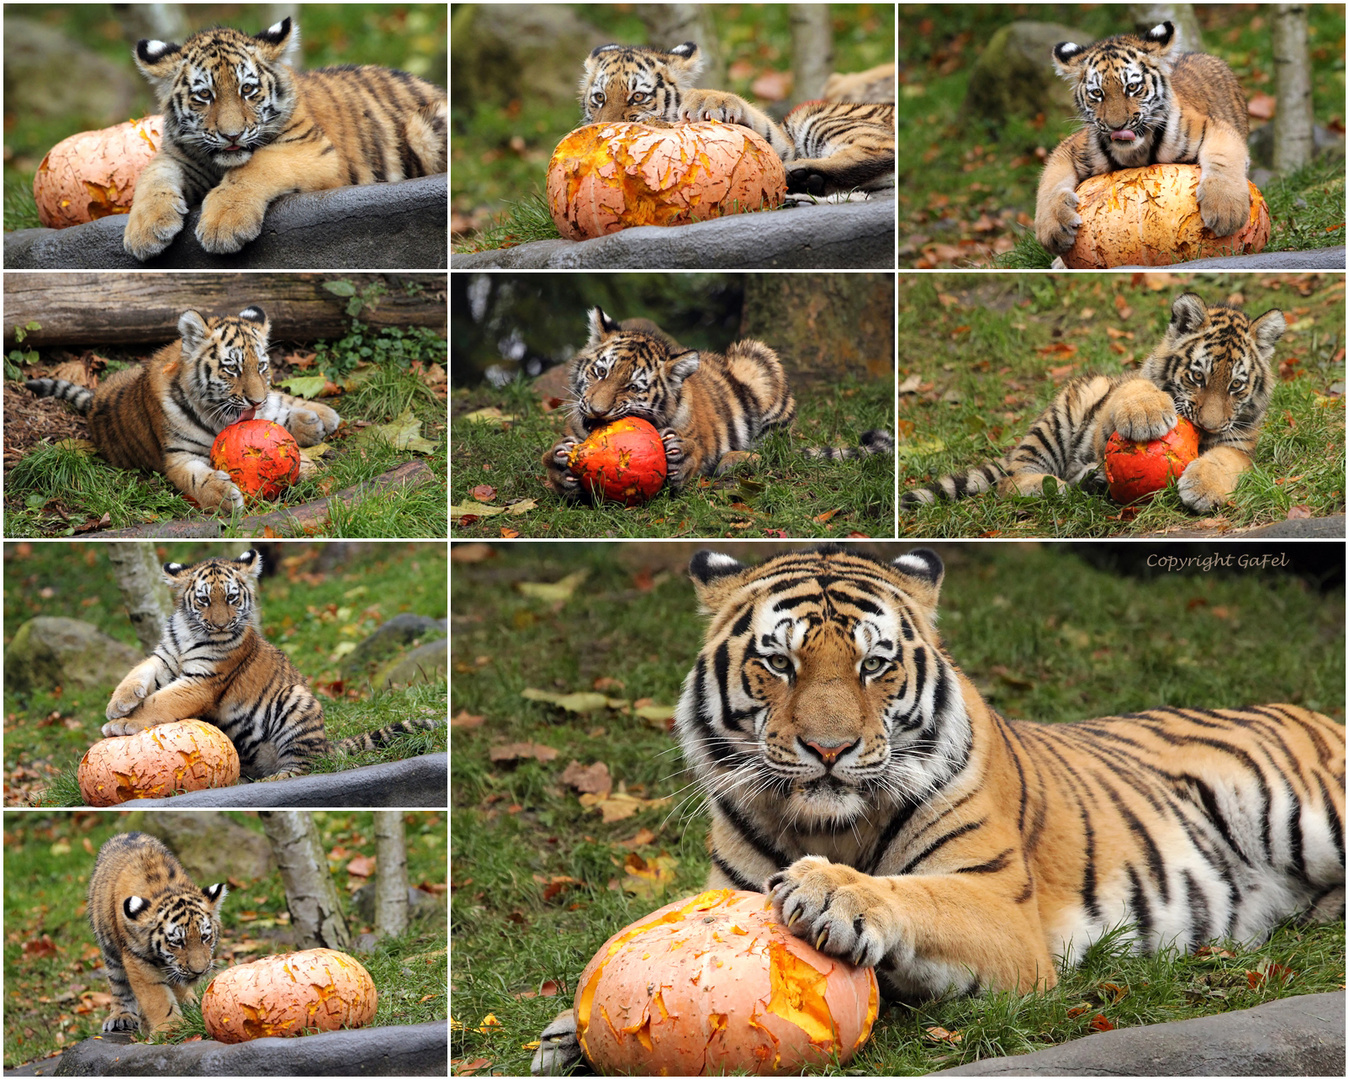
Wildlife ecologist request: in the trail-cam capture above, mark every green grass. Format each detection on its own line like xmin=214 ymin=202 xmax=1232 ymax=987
xmin=3 ymin=810 xmax=447 ymax=1068
xmin=450 ymin=541 xmax=1344 ymax=1075
xmin=452 ymin=191 xmax=561 ymax=254
xmin=3 ymin=541 xmax=448 ymax=806
xmin=896 ymin=272 xmax=1345 ymax=537
xmin=450 ymin=376 xmax=895 ymax=538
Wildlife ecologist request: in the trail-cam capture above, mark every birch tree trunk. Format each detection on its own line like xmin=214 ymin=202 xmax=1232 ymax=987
xmin=106 ymin=543 xmax=171 ymax=653
xmin=1272 ymin=5 xmax=1314 ymax=173
xmin=374 ymin=813 xmax=410 ymax=937
xmin=789 ymin=6 xmax=834 ymax=104
xmin=636 ymin=4 xmax=725 ymax=88
xmin=259 ymin=811 xmax=352 ymax=950
xmin=1128 ymin=4 xmax=1203 ymax=51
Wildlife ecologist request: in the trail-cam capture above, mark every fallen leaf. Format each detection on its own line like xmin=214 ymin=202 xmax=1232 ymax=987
xmin=365 ymin=407 xmax=440 ymax=454
xmin=1089 ymin=1013 xmax=1115 ymax=1032
xmin=622 ymin=851 xmax=680 ymax=899
xmin=450 ymin=710 xmax=486 ymax=730
xmin=560 ymin=760 xmax=613 ymax=797
xmin=517 ymin=569 xmax=590 ymax=602
xmin=924 ymin=1026 xmax=962 ymax=1044
xmin=472 ymin=484 xmax=497 ymax=502
xmin=275 ymin=374 xmax=329 ymax=399
xmin=451 ymin=544 xmax=495 ymax=563
xmin=1247 ymin=92 xmax=1277 ymax=120
xmin=898 ymin=373 xmax=923 ymax=394
xmin=460 ymin=406 xmax=519 ymax=426
xmin=489 ymin=741 xmax=560 ymax=763
xmin=521 ymin=688 xmax=617 ymax=714
xmin=1287 ymin=505 xmax=1312 ymax=519
xmin=579 ymin=785 xmax=672 ymax=823
xmin=346 ymin=854 xmax=376 ymax=877
xmin=451 ymin=501 xmax=505 ymax=521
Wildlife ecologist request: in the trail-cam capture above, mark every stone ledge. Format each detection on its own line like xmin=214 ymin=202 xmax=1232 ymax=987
xmin=451 ymin=196 xmax=896 ymax=269
xmin=1116 ymin=245 xmax=1346 ymax=270
xmin=4 ymin=175 xmax=447 ymax=270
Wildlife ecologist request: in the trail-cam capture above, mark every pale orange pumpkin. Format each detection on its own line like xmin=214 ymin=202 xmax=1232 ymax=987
xmin=568 ymin=417 xmax=668 ymax=505
xmin=78 ymin=719 xmax=240 ymax=806
xmin=32 ymin=116 xmax=163 ymax=230
xmin=210 ymin=419 xmax=302 ymax=499
xmin=575 ymin=889 xmax=879 ymax=1076
xmin=547 ymin=121 xmax=787 ymax=241
xmin=1062 ymin=164 xmax=1270 ymax=268
xmin=202 ymin=949 xmax=378 ymax=1043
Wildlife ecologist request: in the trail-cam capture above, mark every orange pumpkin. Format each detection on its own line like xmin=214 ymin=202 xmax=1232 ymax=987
xmin=575 ymin=889 xmax=879 ymax=1076
xmin=78 ymin=719 xmax=240 ymax=806
xmin=1104 ymin=417 xmax=1201 ymax=503
xmin=33 ymin=116 xmax=163 ymax=229
xmin=547 ymin=121 xmax=787 ymax=241
xmin=1062 ymin=164 xmax=1270 ymax=268
xmin=210 ymin=419 xmax=301 ymax=499
xmin=202 ymin=948 xmax=378 ymax=1043
xmin=568 ymin=417 xmax=668 ymax=505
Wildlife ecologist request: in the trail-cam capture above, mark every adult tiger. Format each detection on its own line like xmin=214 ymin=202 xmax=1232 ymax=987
xmin=533 ymin=546 xmax=1344 ymax=1073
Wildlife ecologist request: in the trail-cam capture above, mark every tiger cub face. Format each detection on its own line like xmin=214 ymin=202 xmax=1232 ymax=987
xmin=679 ymin=548 xmax=943 ymax=829
xmin=135 ymin=19 xmax=297 ymax=169
xmin=164 ymin=550 xmax=263 ymax=636
xmin=1052 ymin=21 xmax=1174 ymax=151
xmin=580 ymin=42 xmax=702 ymax=124
xmin=566 ymin=308 xmax=698 ymax=431
xmin=1142 ymin=293 xmax=1284 ymax=439
xmin=178 ymin=306 xmax=272 ymax=428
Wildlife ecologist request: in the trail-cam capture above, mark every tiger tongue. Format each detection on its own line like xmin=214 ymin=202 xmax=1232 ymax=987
xmin=238 ymin=407 xmax=257 ymax=422
xmin=1110 ymin=130 xmax=1137 ymax=142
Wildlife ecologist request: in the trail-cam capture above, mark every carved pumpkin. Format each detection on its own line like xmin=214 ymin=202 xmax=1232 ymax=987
xmin=575 ymin=889 xmax=879 ymax=1076
xmin=568 ymin=417 xmax=668 ymax=505
xmin=33 ymin=116 xmax=163 ymax=229
xmin=1104 ymin=417 xmax=1201 ymax=503
xmin=202 ymin=949 xmax=378 ymax=1043
xmin=1062 ymin=164 xmax=1270 ymax=269
xmin=78 ymin=719 xmax=240 ymax=806
xmin=547 ymin=121 xmax=787 ymax=241
xmin=210 ymin=419 xmax=302 ymax=499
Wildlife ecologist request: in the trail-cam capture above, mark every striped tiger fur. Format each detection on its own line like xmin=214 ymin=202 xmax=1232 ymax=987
xmin=1036 ymin=20 xmax=1250 ymax=254
xmin=102 ymin=550 xmax=441 ymax=781
xmin=26 ymin=307 xmax=339 ymax=513
xmin=124 ymin=17 xmax=446 ymax=259
xmin=902 ymin=292 xmax=1285 ymax=513
xmin=580 ymin=42 xmax=894 ymax=196
xmin=88 ymin=832 xmax=226 ymax=1035
xmin=542 ymin=308 xmax=889 ymax=499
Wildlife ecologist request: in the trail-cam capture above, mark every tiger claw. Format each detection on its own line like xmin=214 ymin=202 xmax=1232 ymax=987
xmin=786 ymin=909 xmax=801 ymax=928
xmin=815 ymin=928 xmax=830 ymax=950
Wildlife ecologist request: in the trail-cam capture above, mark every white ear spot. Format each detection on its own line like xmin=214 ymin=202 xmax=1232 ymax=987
xmin=701 ymin=553 xmax=740 ymax=572
xmin=894 ymin=554 xmax=932 ymax=575
xmin=267 ymin=20 xmax=286 ymax=36
xmin=124 ymin=896 xmax=150 ymax=918
xmin=1150 ymin=23 xmax=1166 ymax=35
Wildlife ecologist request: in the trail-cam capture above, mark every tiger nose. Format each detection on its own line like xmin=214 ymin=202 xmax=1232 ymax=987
xmin=801 ymin=738 xmax=860 ymax=766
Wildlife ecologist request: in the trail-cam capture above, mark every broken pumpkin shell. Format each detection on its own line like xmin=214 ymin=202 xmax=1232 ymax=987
xmin=567 ymin=417 xmax=668 ymax=506
xmin=33 ymin=116 xmax=163 ymax=230
xmin=1103 ymin=416 xmax=1201 ymax=504
xmin=78 ymin=719 xmax=240 ymax=807
xmin=202 ymin=948 xmax=378 ymax=1043
xmin=575 ymin=889 xmax=879 ymax=1076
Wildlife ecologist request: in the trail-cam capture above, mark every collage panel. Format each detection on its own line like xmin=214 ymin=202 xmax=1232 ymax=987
xmin=450 ymin=271 xmax=897 ymax=539
xmin=450 ymin=539 xmax=1345 ymax=1075
xmin=2 ymin=810 xmax=447 ymax=1072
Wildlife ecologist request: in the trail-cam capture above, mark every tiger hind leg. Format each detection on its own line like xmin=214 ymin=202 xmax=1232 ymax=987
xmin=786 ymin=146 xmax=895 ymax=196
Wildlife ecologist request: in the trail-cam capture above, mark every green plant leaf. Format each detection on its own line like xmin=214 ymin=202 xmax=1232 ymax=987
xmin=324 ymin=280 xmax=357 ymax=297
xmin=275 ymin=375 xmax=330 ymax=398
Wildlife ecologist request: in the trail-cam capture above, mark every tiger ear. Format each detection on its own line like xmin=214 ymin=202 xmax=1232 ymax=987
xmin=891 ymin=548 xmax=944 ymax=610
xmin=235 ymin=550 xmax=264 ymax=578
xmin=162 ymin=561 xmax=190 ymax=589
xmin=1051 ymin=40 xmax=1086 ymax=77
xmin=133 ymin=36 xmax=184 ymax=91
xmin=1169 ymin=293 xmax=1210 ymax=335
xmin=1143 ymin=21 xmax=1175 ymax=51
xmin=252 ymin=16 xmax=299 ymax=63
xmin=665 ymin=41 xmax=705 ymax=82
xmin=239 ymin=306 xmax=268 ymax=326
xmin=587 ymin=307 xmax=622 ymax=345
xmin=666 ymin=350 xmax=701 ymax=384
xmin=123 ymin=896 xmax=150 ymax=920
xmin=1250 ymin=309 xmax=1287 ymax=360
xmin=203 ymin=882 xmax=228 ymax=914
xmin=688 ymin=550 xmax=748 ymax=611
xmin=178 ymin=310 xmax=209 ymax=353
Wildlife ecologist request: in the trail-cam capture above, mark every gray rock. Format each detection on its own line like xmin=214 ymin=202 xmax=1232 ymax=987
xmin=122 ymin=811 xmax=275 ymax=883
xmin=5 ymin=175 xmax=447 ymax=270
xmin=3 ymin=19 xmax=142 ymax=139
xmin=963 ymin=22 xmax=1088 ymax=126
xmin=49 ymin=1019 xmax=447 ymax=1076
xmin=4 ymin=617 xmax=142 ymax=695
xmin=110 ymin=753 xmax=447 ymax=808
xmin=932 ymin=990 xmax=1344 ymax=1076
xmin=1240 ymin=514 xmax=1346 ymax=539
xmin=451 ymin=197 xmax=896 ymax=269
xmin=1114 ymin=246 xmax=1346 ymax=270
xmin=340 ymin=614 xmax=447 ymax=680
xmin=377 ymin=640 xmax=448 ymax=689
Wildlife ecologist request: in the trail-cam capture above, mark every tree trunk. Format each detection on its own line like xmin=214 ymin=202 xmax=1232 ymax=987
xmin=739 ymin=274 xmax=894 ymax=389
xmin=105 ymin=543 xmax=172 ymax=653
xmin=259 ymin=811 xmax=352 ymax=950
xmin=373 ymin=813 xmax=409 ymax=938
xmin=3 ymin=273 xmax=447 ymax=350
xmin=1128 ymin=4 xmax=1203 ymax=51
xmin=635 ymin=4 xmax=725 ymax=88
xmin=1272 ymin=4 xmax=1314 ymax=173
xmin=789 ymin=6 xmax=834 ymax=104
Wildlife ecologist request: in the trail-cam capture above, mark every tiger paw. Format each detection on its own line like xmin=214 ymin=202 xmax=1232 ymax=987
xmin=1112 ymin=385 xmax=1177 ymax=443
xmin=532 ymin=1008 xmax=589 ymax=1076
xmin=677 ymin=88 xmax=749 ymax=126
xmin=196 ymin=470 xmax=246 ymax=512
xmin=1196 ymin=173 xmax=1250 ymax=238
xmin=101 ymin=714 xmax=155 ymax=738
xmin=1177 ymin=456 xmax=1237 ymax=513
xmin=101 ymin=1011 xmax=141 ymax=1034
xmin=196 ymin=189 xmax=267 ymax=254
xmin=768 ymin=856 xmax=897 ymax=968
xmin=786 ymin=165 xmax=828 ymax=197
xmin=543 ymin=437 xmax=582 ymax=497
xmin=1035 ymin=189 xmax=1081 ymax=255
xmin=123 ymin=190 xmax=188 ymax=261
xmin=660 ymin=428 xmax=689 ymax=489
xmin=288 ymin=404 xmax=341 ymax=445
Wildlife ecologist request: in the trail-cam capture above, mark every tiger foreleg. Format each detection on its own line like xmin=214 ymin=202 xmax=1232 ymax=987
xmin=164 ymin=452 xmax=243 ymax=513
xmin=1034 ymin=133 xmax=1091 ymax=255
xmin=121 ymin=952 xmax=188 ymax=1035
xmin=661 ymin=428 xmax=707 ymax=492
xmin=531 ymin=1008 xmax=589 ymax=1076
xmin=1103 ymin=379 xmax=1178 ymax=443
xmin=1194 ymin=121 xmax=1251 ymax=238
xmin=1177 ymin=446 xmax=1251 ymax=512
xmin=124 ymin=152 xmax=192 ymax=261
xmin=102 ymin=680 xmax=221 ymax=737
xmin=542 ymin=437 xmax=583 ymax=498
xmin=106 ymin=657 xmax=169 ymax=722
xmin=257 ymin=392 xmax=341 ymax=445
xmin=677 ymin=89 xmax=794 ymax=158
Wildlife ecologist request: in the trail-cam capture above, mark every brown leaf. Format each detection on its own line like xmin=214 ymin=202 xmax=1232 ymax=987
xmin=471 ymin=484 xmax=497 ymax=502
xmin=451 ymin=709 xmax=486 ymax=730
xmin=812 ymin=508 xmax=841 ymax=524
xmin=1287 ymin=505 xmax=1312 ymax=519
xmin=346 ymin=854 xmax=376 ymax=878
xmin=1089 ymin=1013 xmax=1115 ymax=1032
xmin=560 ymin=760 xmax=613 ymax=797
xmin=1248 ymin=92 xmax=1277 ymax=120
xmin=619 ymin=827 xmax=659 ymax=850
xmin=489 ymin=741 xmax=560 ymax=764
xmin=924 ymin=1026 xmax=963 ymax=1044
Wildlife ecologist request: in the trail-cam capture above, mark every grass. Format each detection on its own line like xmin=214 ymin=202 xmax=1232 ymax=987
xmin=450 ymin=376 xmax=895 ymax=538
xmin=3 ymin=541 xmax=448 ymax=807
xmin=898 ymin=5 xmax=1347 ymax=269
xmin=3 ymin=810 xmax=447 ymax=1069
xmin=449 ymin=541 xmax=1344 ymax=1075
xmin=896 ymin=272 xmax=1345 ymax=537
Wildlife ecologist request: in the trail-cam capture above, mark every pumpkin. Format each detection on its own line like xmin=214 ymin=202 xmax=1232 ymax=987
xmin=202 ymin=948 xmax=378 ymax=1043
xmin=209 ymin=419 xmax=302 ymax=499
xmin=1103 ymin=417 xmax=1201 ymax=504
xmin=575 ymin=889 xmax=879 ymax=1076
xmin=547 ymin=121 xmax=787 ymax=241
xmin=1062 ymin=164 xmax=1270 ymax=269
xmin=568 ymin=417 xmax=668 ymax=506
xmin=32 ymin=116 xmax=163 ymax=230
xmin=78 ymin=719 xmax=240 ymax=806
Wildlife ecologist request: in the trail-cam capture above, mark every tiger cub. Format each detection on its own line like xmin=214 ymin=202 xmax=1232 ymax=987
xmin=102 ymin=550 xmax=441 ymax=781
xmin=902 ymin=292 xmax=1285 ymax=513
xmin=581 ymin=42 xmax=894 ymax=196
xmin=124 ymin=17 xmax=446 ymax=260
xmin=26 ymin=306 xmax=339 ymax=513
xmin=1036 ymin=21 xmax=1251 ymax=255
xmin=88 ymin=832 xmax=226 ymax=1036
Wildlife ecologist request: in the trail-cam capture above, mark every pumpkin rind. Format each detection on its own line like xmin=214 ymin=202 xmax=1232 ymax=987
xmin=202 ymin=948 xmax=378 ymax=1043
xmin=547 ymin=121 xmax=788 ymax=241
xmin=575 ymin=889 xmax=879 ymax=1076
xmin=78 ymin=719 xmax=240 ymax=806
xmin=33 ymin=116 xmax=163 ymax=230
xmin=1104 ymin=417 xmax=1201 ymax=503
xmin=568 ymin=417 xmax=669 ymax=506
xmin=210 ymin=419 xmax=302 ymax=499
xmin=1062 ymin=164 xmax=1270 ymax=269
